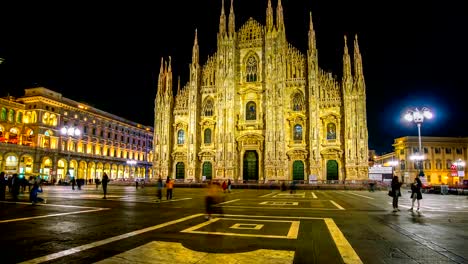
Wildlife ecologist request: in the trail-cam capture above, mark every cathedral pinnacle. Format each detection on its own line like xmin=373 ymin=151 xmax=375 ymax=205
xmin=343 ymin=35 xmax=352 ymax=83
xmin=354 ymin=34 xmax=364 ymax=78
xmin=266 ymin=0 xmax=274 ymax=32
xmin=228 ymin=0 xmax=235 ymax=36
xmin=276 ymin=0 xmax=284 ymax=31
xmin=219 ymin=0 xmax=226 ymax=36
xmin=308 ymin=12 xmax=316 ymax=52
xmin=192 ymin=29 xmax=199 ymax=65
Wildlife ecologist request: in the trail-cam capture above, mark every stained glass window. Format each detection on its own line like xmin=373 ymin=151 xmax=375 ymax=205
xmin=204 ymin=129 xmax=212 ymax=144
xmin=246 ymin=101 xmax=256 ymax=120
xmin=204 ymin=98 xmax=214 ymax=116
xmin=292 ymin=93 xmax=304 ymax=111
xmin=177 ymin=130 xmax=185 ymax=144
xmin=246 ymin=56 xmax=258 ymax=82
xmin=294 ymin=125 xmax=302 ymax=140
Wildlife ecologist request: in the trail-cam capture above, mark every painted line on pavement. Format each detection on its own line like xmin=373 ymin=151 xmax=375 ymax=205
xmin=212 ymin=214 xmax=324 ymax=220
xmin=346 ymin=192 xmax=374 ymax=200
xmin=218 ymin=199 xmax=240 ymax=205
xmin=0 ymin=201 xmax=105 ymax=209
xmin=219 ymin=206 xmax=342 ymax=210
xmin=311 ymin=192 xmax=318 ymax=199
xmin=259 ymin=192 xmax=277 ymax=197
xmin=19 ymin=213 xmax=204 ymax=264
xmin=324 ymin=218 xmax=363 ymax=264
xmin=330 ymin=200 xmax=345 ymax=210
xmin=0 ymin=208 xmax=110 ymax=224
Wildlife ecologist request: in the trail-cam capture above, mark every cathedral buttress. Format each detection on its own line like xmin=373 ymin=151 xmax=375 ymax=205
xmin=307 ymin=11 xmax=321 ymax=177
xmin=187 ymin=30 xmax=201 ymax=180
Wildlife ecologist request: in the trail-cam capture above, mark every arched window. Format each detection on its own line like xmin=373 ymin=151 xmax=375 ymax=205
xmin=17 ymin=112 xmax=23 ymax=123
xmin=177 ymin=130 xmax=185 ymax=145
xmin=293 ymin=125 xmax=303 ymax=141
xmin=42 ymin=112 xmax=49 ymax=124
xmin=204 ymin=128 xmax=212 ymax=144
xmin=8 ymin=109 xmax=15 ymax=122
xmin=246 ymin=101 xmax=256 ymax=120
xmin=246 ymin=56 xmax=258 ymax=82
xmin=203 ymin=98 xmax=214 ymax=116
xmin=49 ymin=114 xmax=57 ymax=126
xmin=0 ymin=108 xmax=6 ymax=121
xmin=292 ymin=93 xmax=304 ymax=111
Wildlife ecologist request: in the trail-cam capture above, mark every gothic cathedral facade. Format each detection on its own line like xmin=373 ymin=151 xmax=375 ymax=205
xmin=153 ymin=0 xmax=369 ymax=182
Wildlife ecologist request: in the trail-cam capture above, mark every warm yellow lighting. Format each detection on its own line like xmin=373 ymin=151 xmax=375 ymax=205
xmin=78 ymin=105 xmax=88 ymax=110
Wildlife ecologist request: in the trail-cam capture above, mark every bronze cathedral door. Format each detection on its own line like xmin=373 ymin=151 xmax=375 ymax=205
xmin=243 ymin=151 xmax=259 ymax=181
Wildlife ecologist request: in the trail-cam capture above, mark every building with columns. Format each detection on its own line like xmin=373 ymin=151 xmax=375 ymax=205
xmin=0 ymin=87 xmax=154 ymax=182
xmin=153 ymin=0 xmax=369 ymax=182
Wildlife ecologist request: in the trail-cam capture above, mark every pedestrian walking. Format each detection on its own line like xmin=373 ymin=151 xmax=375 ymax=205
xmin=11 ymin=173 xmax=20 ymax=201
xmin=156 ymin=177 xmax=163 ymax=202
xmin=409 ymin=177 xmax=423 ymax=211
xmin=102 ymin=172 xmax=109 ymax=199
xmin=390 ymin=176 xmax=402 ymax=212
xmin=227 ymin=179 xmax=232 ymax=193
xmin=0 ymin=172 xmax=6 ymax=201
xmin=205 ymin=181 xmax=222 ymax=220
xmin=166 ymin=177 xmax=174 ymax=200
xmin=71 ymin=178 xmax=76 ymax=190
xmin=135 ymin=179 xmax=139 ymax=189
xmin=222 ymin=180 xmax=227 ymax=193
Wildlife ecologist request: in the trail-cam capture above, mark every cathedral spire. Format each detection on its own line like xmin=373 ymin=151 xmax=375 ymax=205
xmin=308 ymin=12 xmax=316 ymax=52
xmin=177 ymin=76 xmax=181 ymax=94
xmin=228 ymin=0 xmax=235 ymax=36
xmin=276 ymin=0 xmax=284 ymax=31
xmin=343 ymin=35 xmax=352 ymax=83
xmin=219 ymin=0 xmax=226 ymax=36
xmin=353 ymin=34 xmax=364 ymax=79
xmin=192 ymin=29 xmax=199 ymax=65
xmin=266 ymin=0 xmax=274 ymax=32
xmin=166 ymin=56 xmax=173 ymax=97
xmin=157 ymin=57 xmax=165 ymax=97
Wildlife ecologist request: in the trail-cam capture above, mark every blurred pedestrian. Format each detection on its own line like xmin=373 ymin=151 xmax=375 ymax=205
xmin=102 ymin=172 xmax=109 ymax=199
xmin=227 ymin=179 xmax=232 ymax=193
xmin=390 ymin=176 xmax=402 ymax=212
xmin=30 ymin=182 xmax=45 ymax=205
xmin=222 ymin=180 xmax=227 ymax=193
xmin=0 ymin=172 xmax=6 ymax=201
xmin=156 ymin=177 xmax=163 ymax=202
xmin=166 ymin=177 xmax=174 ymax=200
xmin=205 ymin=181 xmax=222 ymax=220
xmin=11 ymin=173 xmax=20 ymax=201
xmin=409 ymin=177 xmax=423 ymax=211
xmin=135 ymin=179 xmax=139 ymax=189
xmin=71 ymin=178 xmax=76 ymax=190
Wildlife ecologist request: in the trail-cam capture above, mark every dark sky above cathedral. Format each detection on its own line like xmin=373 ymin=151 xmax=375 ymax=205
xmin=0 ymin=0 xmax=466 ymax=154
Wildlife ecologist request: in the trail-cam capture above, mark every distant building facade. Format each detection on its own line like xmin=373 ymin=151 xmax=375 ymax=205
xmin=0 ymin=87 xmax=154 ymax=182
xmin=390 ymin=136 xmax=467 ymax=185
xmin=153 ymin=0 xmax=369 ymax=182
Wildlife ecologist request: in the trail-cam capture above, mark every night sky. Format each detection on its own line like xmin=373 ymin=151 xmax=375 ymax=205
xmin=0 ymin=0 xmax=466 ymax=154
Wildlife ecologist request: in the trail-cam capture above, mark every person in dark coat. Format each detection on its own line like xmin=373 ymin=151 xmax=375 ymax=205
xmin=11 ymin=173 xmax=20 ymax=201
xmin=102 ymin=173 xmax=109 ymax=199
xmin=30 ymin=182 xmax=45 ymax=204
xmin=0 ymin=172 xmax=6 ymax=201
xmin=156 ymin=177 xmax=163 ymax=202
xmin=409 ymin=177 xmax=423 ymax=211
xmin=391 ymin=176 xmax=402 ymax=212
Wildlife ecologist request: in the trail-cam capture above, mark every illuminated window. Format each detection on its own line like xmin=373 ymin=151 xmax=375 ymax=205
xmin=436 ymin=159 xmax=442 ymax=169
xmin=17 ymin=112 xmax=23 ymax=123
xmin=434 ymin=147 xmax=441 ymax=154
xmin=292 ymin=93 xmax=304 ymax=111
xmin=203 ymin=98 xmax=214 ymax=116
xmin=8 ymin=109 xmax=15 ymax=122
xmin=246 ymin=101 xmax=256 ymax=120
xmin=293 ymin=125 xmax=302 ymax=141
xmin=177 ymin=130 xmax=185 ymax=144
xmin=0 ymin=108 xmax=6 ymax=121
xmin=326 ymin=123 xmax=336 ymax=140
xmin=204 ymin=129 xmax=212 ymax=144
xmin=446 ymin=160 xmax=452 ymax=169
xmin=246 ymin=56 xmax=258 ymax=82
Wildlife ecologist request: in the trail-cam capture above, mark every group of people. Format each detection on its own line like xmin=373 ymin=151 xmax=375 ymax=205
xmin=155 ymin=177 xmax=174 ymax=202
xmin=390 ymin=176 xmax=423 ymax=212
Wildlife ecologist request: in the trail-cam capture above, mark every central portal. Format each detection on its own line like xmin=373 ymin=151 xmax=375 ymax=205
xmin=243 ymin=151 xmax=259 ymax=181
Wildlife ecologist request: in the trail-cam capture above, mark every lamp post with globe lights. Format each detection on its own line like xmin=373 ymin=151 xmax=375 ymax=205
xmin=404 ymin=107 xmax=433 ymax=178
xmin=60 ymin=126 xmax=81 ymax=179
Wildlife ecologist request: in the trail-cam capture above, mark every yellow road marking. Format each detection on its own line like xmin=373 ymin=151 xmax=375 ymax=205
xmin=0 ymin=201 xmax=105 ymax=209
xmin=230 ymin=223 xmax=264 ymax=230
xmin=259 ymin=201 xmax=299 ymax=205
xmin=324 ymin=218 xmax=363 ymax=264
xmin=220 ymin=205 xmax=341 ymax=210
xmin=95 ymin=241 xmax=295 ymax=264
xmin=0 ymin=208 xmax=110 ymax=224
xmin=330 ymin=200 xmax=345 ymax=210
xmin=218 ymin=199 xmax=240 ymax=205
xmin=347 ymin=192 xmax=374 ymax=200
xmin=19 ymin=213 xmax=204 ymax=264
xmin=181 ymin=217 xmax=300 ymax=239
xmin=311 ymin=192 xmax=318 ymax=199
xmin=259 ymin=192 xmax=278 ymax=197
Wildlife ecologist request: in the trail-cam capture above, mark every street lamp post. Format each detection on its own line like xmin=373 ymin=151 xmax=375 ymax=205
xmin=404 ymin=107 xmax=433 ymax=178
xmin=61 ymin=126 xmax=81 ymax=179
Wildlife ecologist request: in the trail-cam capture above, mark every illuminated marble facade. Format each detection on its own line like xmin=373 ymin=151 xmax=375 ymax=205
xmin=153 ymin=0 xmax=368 ymax=182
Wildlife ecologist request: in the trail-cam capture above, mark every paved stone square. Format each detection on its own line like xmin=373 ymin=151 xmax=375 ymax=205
xmin=0 ymin=185 xmax=467 ymax=263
